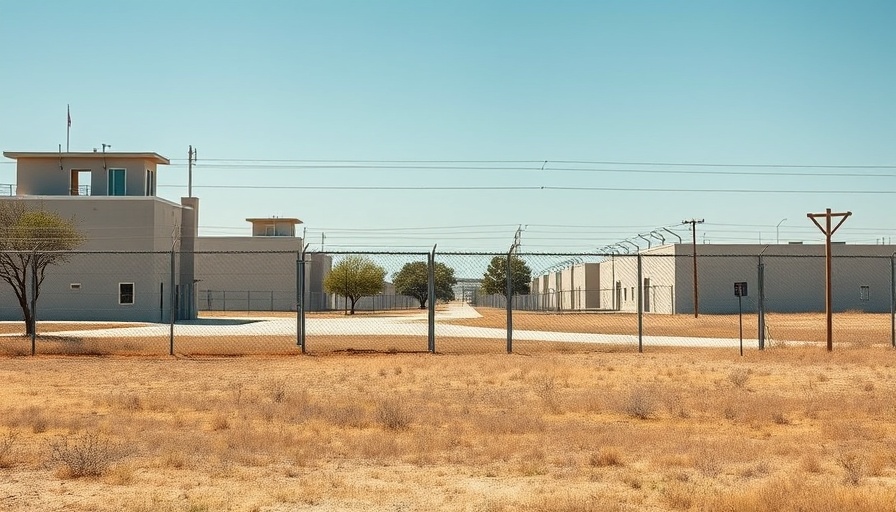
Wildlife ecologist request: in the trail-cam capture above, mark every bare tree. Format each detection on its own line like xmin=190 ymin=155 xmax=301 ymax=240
xmin=0 ymin=202 xmax=85 ymax=335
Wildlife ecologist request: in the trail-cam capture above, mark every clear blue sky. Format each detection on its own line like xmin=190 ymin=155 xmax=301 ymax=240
xmin=1 ymin=0 xmax=895 ymax=251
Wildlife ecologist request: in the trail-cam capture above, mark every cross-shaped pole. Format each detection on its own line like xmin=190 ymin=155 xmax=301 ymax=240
xmin=807 ymin=208 xmax=852 ymax=351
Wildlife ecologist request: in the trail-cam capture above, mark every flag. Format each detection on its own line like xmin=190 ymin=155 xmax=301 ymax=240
xmin=67 ymin=105 xmax=71 ymax=128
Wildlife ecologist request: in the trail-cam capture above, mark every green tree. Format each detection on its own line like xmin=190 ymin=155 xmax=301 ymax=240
xmin=0 ymin=202 xmax=85 ymax=335
xmin=480 ymin=255 xmax=532 ymax=296
xmin=324 ymin=255 xmax=386 ymax=315
xmin=393 ymin=261 xmax=457 ymax=309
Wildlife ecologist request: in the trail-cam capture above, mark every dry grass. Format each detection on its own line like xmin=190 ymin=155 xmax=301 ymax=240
xmin=0 ymin=348 xmax=894 ymax=510
xmin=0 ymin=322 xmax=148 ymax=335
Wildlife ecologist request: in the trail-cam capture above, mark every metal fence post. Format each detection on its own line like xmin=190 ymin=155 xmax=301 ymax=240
xmin=169 ymin=249 xmax=176 ymax=356
xmin=297 ymin=246 xmax=308 ymax=353
xmin=506 ymin=249 xmax=513 ymax=354
xmin=891 ymin=253 xmax=895 ymax=348
xmin=637 ymin=254 xmax=643 ymax=353
xmin=428 ymin=246 xmax=436 ymax=353
xmin=758 ymin=255 xmax=765 ymax=350
xmin=758 ymin=246 xmax=769 ymax=350
xmin=30 ymin=252 xmax=37 ymax=356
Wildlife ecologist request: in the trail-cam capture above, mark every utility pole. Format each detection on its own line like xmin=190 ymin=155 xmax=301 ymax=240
xmin=188 ymin=146 xmax=198 ymax=198
xmin=682 ymin=219 xmax=704 ymax=317
xmin=807 ymin=208 xmax=851 ymax=351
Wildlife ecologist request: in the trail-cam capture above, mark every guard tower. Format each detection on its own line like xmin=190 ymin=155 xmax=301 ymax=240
xmin=246 ymin=217 xmax=302 ymax=237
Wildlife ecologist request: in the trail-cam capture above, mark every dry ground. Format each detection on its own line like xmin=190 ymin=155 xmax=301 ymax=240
xmin=1 ymin=349 xmax=896 ymax=511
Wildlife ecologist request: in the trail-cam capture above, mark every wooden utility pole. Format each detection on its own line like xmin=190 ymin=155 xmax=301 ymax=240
xmin=807 ymin=208 xmax=851 ymax=351
xmin=682 ymin=219 xmax=704 ymax=317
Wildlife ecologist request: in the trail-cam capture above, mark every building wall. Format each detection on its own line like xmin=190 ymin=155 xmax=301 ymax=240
xmin=13 ymin=156 xmax=162 ymax=197
xmin=194 ymin=236 xmax=301 ymax=312
xmin=638 ymin=244 xmax=895 ymax=315
xmin=0 ymin=195 xmax=191 ymax=323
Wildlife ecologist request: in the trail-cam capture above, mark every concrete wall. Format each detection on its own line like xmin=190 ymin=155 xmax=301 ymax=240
xmin=0 ymin=195 xmax=193 ymax=322
xmin=194 ymin=236 xmax=301 ymax=312
xmin=612 ymin=244 xmax=896 ymax=315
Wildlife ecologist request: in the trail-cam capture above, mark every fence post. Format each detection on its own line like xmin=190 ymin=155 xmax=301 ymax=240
xmin=297 ymin=246 xmax=308 ymax=353
xmin=428 ymin=246 xmax=436 ymax=353
xmin=637 ymin=254 xmax=643 ymax=353
xmin=758 ymin=256 xmax=765 ymax=350
xmin=506 ymin=249 xmax=513 ymax=354
xmin=758 ymin=246 xmax=769 ymax=350
xmin=30 ymin=252 xmax=37 ymax=356
xmin=169 ymin=249 xmax=176 ymax=356
xmin=891 ymin=253 xmax=895 ymax=348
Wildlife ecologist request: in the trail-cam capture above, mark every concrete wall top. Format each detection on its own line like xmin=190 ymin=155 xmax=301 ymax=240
xmin=0 ymin=195 xmax=188 ymax=251
xmin=666 ymin=243 xmax=896 ymax=257
xmin=196 ymin=236 xmax=303 ymax=252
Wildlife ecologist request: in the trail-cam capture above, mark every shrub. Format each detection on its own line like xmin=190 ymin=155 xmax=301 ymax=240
xmin=622 ymin=388 xmax=656 ymax=420
xmin=728 ymin=368 xmax=750 ymax=388
xmin=48 ymin=432 xmax=128 ymax=478
xmin=0 ymin=431 xmax=18 ymax=468
xmin=376 ymin=398 xmax=412 ymax=431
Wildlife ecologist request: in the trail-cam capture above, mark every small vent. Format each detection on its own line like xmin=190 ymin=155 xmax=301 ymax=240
xmin=70 ymin=283 xmax=81 ymax=290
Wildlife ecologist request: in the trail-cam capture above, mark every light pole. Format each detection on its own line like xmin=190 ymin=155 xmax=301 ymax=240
xmin=776 ymin=218 xmax=787 ymax=244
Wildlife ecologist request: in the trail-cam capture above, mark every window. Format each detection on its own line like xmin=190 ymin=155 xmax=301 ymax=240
xmin=108 ymin=168 xmax=126 ymax=196
xmin=145 ymin=169 xmax=156 ymax=196
xmin=623 ymin=288 xmax=627 ymax=301
xmin=860 ymin=286 xmax=870 ymax=302
xmin=119 ymin=283 xmax=134 ymax=305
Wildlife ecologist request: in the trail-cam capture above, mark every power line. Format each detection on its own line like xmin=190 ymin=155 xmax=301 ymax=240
xmin=162 ymin=157 xmax=896 ymax=169
xmin=158 ymin=184 xmax=896 ymax=194
xmin=157 ymin=162 xmax=896 ymax=178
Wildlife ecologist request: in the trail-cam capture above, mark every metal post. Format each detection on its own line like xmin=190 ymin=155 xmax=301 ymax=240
xmin=758 ymin=255 xmax=766 ymax=350
xmin=30 ymin=254 xmax=37 ymax=356
xmin=428 ymin=246 xmax=436 ymax=353
xmin=506 ymin=250 xmax=513 ymax=354
xmin=738 ymin=295 xmax=744 ymax=357
xmin=637 ymin=254 xmax=643 ymax=353
xmin=169 ymin=249 xmax=176 ymax=356
xmin=891 ymin=253 xmax=895 ymax=348
xmin=297 ymin=247 xmax=307 ymax=353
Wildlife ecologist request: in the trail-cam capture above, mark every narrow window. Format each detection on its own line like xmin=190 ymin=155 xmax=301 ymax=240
xmin=145 ymin=169 xmax=156 ymax=196
xmin=860 ymin=286 xmax=870 ymax=302
xmin=119 ymin=283 xmax=135 ymax=305
xmin=108 ymin=168 xmax=126 ymax=196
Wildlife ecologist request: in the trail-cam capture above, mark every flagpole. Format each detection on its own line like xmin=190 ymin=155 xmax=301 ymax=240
xmin=66 ymin=104 xmax=71 ymax=152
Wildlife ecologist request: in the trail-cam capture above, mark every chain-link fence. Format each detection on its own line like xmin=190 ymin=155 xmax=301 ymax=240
xmin=1 ymin=249 xmax=894 ymax=356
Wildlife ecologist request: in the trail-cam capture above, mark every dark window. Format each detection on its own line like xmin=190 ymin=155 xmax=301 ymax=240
xmin=119 ymin=283 xmax=134 ymax=305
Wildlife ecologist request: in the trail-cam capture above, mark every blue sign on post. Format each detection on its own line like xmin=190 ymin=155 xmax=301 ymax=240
xmin=734 ymin=282 xmax=748 ymax=297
